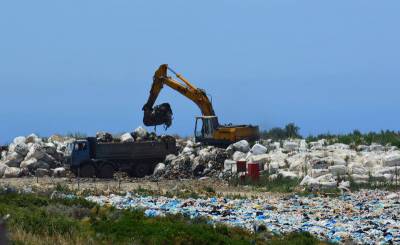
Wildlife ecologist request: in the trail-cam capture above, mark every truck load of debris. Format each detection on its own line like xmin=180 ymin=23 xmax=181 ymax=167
xmin=96 ymin=126 xmax=170 ymax=143
xmin=68 ymin=127 xmax=177 ymax=178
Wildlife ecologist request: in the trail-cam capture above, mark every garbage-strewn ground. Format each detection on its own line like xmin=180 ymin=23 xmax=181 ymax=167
xmin=1 ymin=178 xmax=399 ymax=244
xmin=0 ymin=187 xmax=328 ymax=245
xmin=86 ymin=189 xmax=399 ymax=244
xmin=1 ymin=127 xmax=400 ymax=244
xmin=0 ymin=192 xmax=263 ymax=245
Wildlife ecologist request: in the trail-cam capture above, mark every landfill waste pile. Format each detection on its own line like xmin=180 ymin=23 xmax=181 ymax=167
xmin=2 ymin=127 xmax=400 ymax=187
xmin=153 ymin=138 xmax=400 ymax=188
xmin=0 ymin=134 xmax=72 ymax=178
xmin=96 ymin=126 xmax=173 ymax=143
xmin=152 ymin=139 xmax=228 ymax=179
xmin=86 ymin=190 xmax=400 ymax=244
xmin=256 ymin=139 xmax=400 ymax=189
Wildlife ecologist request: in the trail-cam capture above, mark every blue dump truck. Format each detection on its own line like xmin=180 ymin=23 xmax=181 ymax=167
xmin=66 ymin=136 xmax=177 ymax=178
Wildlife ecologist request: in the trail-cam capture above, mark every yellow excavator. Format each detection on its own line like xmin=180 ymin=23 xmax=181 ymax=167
xmin=142 ymin=64 xmax=259 ymax=146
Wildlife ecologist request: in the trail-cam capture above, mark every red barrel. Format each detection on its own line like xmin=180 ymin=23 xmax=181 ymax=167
xmin=236 ymin=161 xmax=247 ymax=173
xmin=247 ymin=163 xmax=260 ymax=181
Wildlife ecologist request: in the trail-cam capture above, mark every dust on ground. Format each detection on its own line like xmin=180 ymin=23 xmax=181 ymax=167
xmin=0 ymin=177 xmax=286 ymax=198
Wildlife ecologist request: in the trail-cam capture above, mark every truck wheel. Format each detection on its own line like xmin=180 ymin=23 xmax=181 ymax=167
xmin=98 ymin=164 xmax=115 ymax=179
xmin=134 ymin=164 xmax=149 ymax=178
xmin=79 ymin=164 xmax=96 ymax=178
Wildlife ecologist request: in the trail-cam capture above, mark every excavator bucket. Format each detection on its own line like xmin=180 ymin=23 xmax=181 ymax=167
xmin=143 ymin=103 xmax=173 ymax=129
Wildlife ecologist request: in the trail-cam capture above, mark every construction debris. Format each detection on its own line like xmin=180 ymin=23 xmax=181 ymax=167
xmin=96 ymin=132 xmax=113 ymax=142
xmin=120 ymin=133 xmax=135 ymax=143
xmin=2 ymin=129 xmax=400 ymax=189
xmin=0 ymin=134 xmax=72 ymax=178
xmin=149 ymin=137 xmax=400 ymax=188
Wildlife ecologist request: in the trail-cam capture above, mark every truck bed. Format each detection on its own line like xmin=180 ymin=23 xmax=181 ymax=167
xmin=93 ymin=140 xmax=176 ymax=160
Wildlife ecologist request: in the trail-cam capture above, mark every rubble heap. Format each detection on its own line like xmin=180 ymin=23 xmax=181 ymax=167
xmin=153 ymin=139 xmax=228 ymax=179
xmin=0 ymin=134 xmax=72 ymax=178
xmin=2 ymin=127 xmax=400 ymax=187
xmin=96 ymin=126 xmax=172 ymax=143
xmin=153 ymin=138 xmax=400 ymax=188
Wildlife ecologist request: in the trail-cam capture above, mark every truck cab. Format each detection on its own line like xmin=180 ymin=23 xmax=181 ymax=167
xmin=67 ymin=139 xmax=91 ymax=168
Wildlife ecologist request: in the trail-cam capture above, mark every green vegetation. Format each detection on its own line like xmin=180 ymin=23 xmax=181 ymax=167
xmin=133 ymin=185 xmax=159 ymax=196
xmin=261 ymin=123 xmax=302 ymax=141
xmin=228 ymin=174 xmax=345 ymax=196
xmin=229 ymin=174 xmax=301 ymax=193
xmin=348 ymin=174 xmax=400 ymax=192
xmin=261 ymin=123 xmax=400 ymax=148
xmin=306 ymin=129 xmax=400 ymax=148
xmin=203 ymin=185 xmax=216 ymax=194
xmin=0 ymin=192 xmax=328 ymax=245
xmin=267 ymin=232 xmax=325 ymax=245
xmin=164 ymin=189 xmax=200 ymax=199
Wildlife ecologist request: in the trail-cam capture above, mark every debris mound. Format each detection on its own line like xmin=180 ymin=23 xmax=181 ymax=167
xmin=0 ymin=134 xmax=72 ymax=178
xmin=151 ymin=137 xmax=400 ymax=189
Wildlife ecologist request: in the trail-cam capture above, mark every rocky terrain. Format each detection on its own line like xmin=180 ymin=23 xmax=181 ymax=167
xmin=154 ymin=137 xmax=400 ymax=189
xmin=1 ymin=127 xmax=400 ymax=191
xmin=1 ymin=130 xmax=400 ymax=244
xmin=0 ymin=134 xmax=72 ymax=178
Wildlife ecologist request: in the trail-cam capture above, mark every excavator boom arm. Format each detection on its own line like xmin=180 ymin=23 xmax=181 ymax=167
xmin=143 ymin=64 xmax=217 ymax=128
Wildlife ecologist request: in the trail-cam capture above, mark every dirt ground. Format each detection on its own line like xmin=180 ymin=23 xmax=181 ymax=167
xmin=0 ymin=177 xmax=285 ymax=198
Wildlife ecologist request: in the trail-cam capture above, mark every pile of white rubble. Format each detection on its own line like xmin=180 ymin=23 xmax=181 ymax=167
xmin=0 ymin=134 xmax=71 ymax=178
xmin=223 ymin=139 xmax=400 ymax=188
xmin=96 ymin=126 xmax=169 ymax=143
xmin=2 ymin=130 xmax=400 ymax=188
xmin=153 ymin=138 xmax=228 ymax=179
xmin=154 ymin=138 xmax=400 ymax=188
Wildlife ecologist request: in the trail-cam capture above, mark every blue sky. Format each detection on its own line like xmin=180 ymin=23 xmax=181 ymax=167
xmin=0 ymin=1 xmax=399 ymax=143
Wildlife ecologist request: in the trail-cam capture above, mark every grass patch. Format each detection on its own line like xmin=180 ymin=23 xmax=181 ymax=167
xmin=203 ymin=186 xmax=216 ymax=194
xmin=55 ymin=183 xmax=75 ymax=195
xmin=261 ymin=123 xmax=400 ymax=148
xmin=228 ymin=174 xmax=344 ymax=197
xmin=229 ymin=174 xmax=300 ymax=193
xmin=297 ymin=187 xmax=342 ymax=198
xmin=220 ymin=193 xmax=248 ymax=200
xmin=90 ymin=208 xmax=254 ymax=244
xmin=306 ymin=129 xmax=400 ymax=148
xmin=349 ymin=176 xmax=400 ymax=192
xmin=0 ymin=193 xmax=94 ymax=239
xmin=133 ymin=185 xmax=159 ymax=196
xmin=164 ymin=189 xmax=201 ymax=199
xmin=267 ymin=232 xmax=325 ymax=245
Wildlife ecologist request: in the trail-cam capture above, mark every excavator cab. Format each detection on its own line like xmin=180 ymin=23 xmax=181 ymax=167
xmin=194 ymin=116 xmax=219 ymax=140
